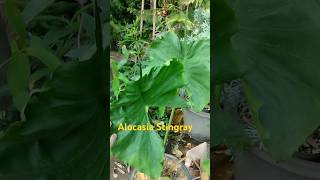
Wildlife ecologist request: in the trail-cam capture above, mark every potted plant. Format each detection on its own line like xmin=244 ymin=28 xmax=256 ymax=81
xmin=110 ymin=32 xmax=210 ymax=179
xmin=213 ymin=0 xmax=320 ymax=179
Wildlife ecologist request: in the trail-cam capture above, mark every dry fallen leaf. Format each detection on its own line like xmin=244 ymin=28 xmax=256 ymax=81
xmin=172 ymin=144 xmax=183 ymax=158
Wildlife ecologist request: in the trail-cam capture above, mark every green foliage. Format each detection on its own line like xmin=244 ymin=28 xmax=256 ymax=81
xmin=22 ymin=0 xmax=55 ymax=24
xmin=213 ymin=108 xmax=251 ymax=149
xmin=166 ymin=12 xmax=193 ymax=32
xmin=201 ymin=158 xmax=210 ymax=176
xmin=148 ymin=32 xmax=210 ymax=111
xmin=1 ymin=0 xmax=108 ymax=179
xmin=111 ymin=32 xmax=210 ymax=178
xmin=184 ymin=7 xmax=210 ymax=42
xmin=4 ymin=0 xmax=27 ymax=38
xmin=7 ymin=53 xmax=30 ymax=113
xmin=212 ymin=0 xmax=244 ymax=85
xmin=214 ymin=0 xmax=320 ymax=160
xmin=27 ymin=36 xmax=61 ymax=70
xmin=111 ymin=60 xmax=185 ymax=179
xmin=0 ymin=60 xmax=107 ymax=179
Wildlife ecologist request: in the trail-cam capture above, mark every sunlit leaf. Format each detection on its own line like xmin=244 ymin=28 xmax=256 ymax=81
xmin=148 ymin=32 xmax=210 ymax=111
xmin=27 ymin=36 xmax=61 ymax=71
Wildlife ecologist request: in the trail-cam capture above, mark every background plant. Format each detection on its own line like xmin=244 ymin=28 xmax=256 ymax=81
xmin=0 ymin=0 xmax=108 ymax=179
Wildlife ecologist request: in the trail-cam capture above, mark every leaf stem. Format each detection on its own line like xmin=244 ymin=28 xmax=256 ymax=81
xmin=152 ymin=0 xmax=157 ymax=40
xmin=163 ymin=108 xmax=175 ymax=146
xmin=139 ymin=0 xmax=145 ymax=35
xmin=139 ymin=62 xmax=142 ymax=79
xmin=71 ymin=3 xmax=93 ymax=22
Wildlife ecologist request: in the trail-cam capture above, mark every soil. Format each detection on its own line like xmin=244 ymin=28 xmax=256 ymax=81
xmin=212 ymin=146 xmax=234 ymax=180
xmin=134 ymin=157 xmax=188 ymax=180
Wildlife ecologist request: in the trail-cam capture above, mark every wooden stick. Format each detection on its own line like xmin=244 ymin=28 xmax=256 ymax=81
xmin=152 ymin=0 xmax=157 ymax=40
xmin=139 ymin=0 xmax=145 ymax=35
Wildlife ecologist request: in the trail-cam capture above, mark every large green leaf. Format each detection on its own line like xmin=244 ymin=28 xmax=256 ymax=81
xmin=213 ymin=108 xmax=251 ymax=149
xmin=212 ymin=0 xmax=245 ymax=85
xmin=215 ymin=0 xmax=320 ymax=159
xmin=148 ymin=32 xmax=210 ymax=111
xmin=0 ymin=60 xmax=107 ymax=179
xmin=111 ymin=60 xmax=185 ymax=179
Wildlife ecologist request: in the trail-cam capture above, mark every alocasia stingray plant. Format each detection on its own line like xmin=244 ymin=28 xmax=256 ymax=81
xmin=147 ymin=32 xmax=210 ymax=111
xmin=111 ymin=32 xmax=210 ymax=178
xmin=0 ymin=0 xmax=108 ymax=179
xmin=213 ymin=0 xmax=320 ymax=160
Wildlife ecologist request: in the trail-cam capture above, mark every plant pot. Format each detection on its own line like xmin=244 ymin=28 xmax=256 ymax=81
xmin=184 ymin=109 xmax=210 ymax=142
xmin=130 ymin=154 xmax=193 ymax=180
xmin=294 ymin=151 xmax=320 ymax=163
xmin=234 ymin=149 xmax=320 ymax=180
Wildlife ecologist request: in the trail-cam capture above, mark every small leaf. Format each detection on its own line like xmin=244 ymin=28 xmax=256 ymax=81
xmin=82 ymin=12 xmax=95 ymax=36
xmin=29 ymin=68 xmax=50 ymax=89
xmin=4 ymin=0 xmax=26 ymax=37
xmin=201 ymin=158 xmax=210 ymax=176
xmin=27 ymin=36 xmax=61 ymax=70
xmin=22 ymin=0 xmax=55 ymax=24
xmin=111 ymin=61 xmax=120 ymax=98
xmin=43 ymin=28 xmax=73 ymax=46
xmin=158 ymin=106 xmax=166 ymax=118
xmin=7 ymin=52 xmax=30 ymax=112
xmin=65 ymin=44 xmax=96 ymax=61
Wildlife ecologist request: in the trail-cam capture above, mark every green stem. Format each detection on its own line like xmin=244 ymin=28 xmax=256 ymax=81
xmin=34 ymin=15 xmax=70 ymax=25
xmin=71 ymin=3 xmax=94 ymax=22
xmin=163 ymin=108 xmax=175 ymax=146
